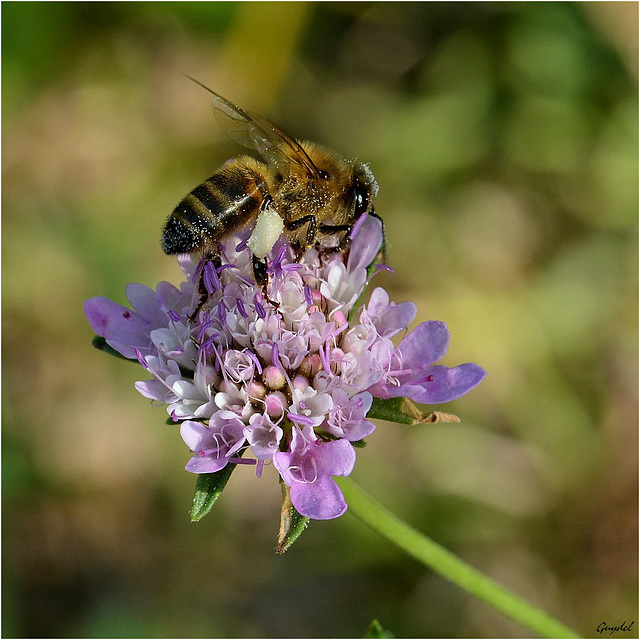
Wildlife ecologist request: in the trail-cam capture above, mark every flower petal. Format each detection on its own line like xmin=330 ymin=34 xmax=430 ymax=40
xmin=83 ymin=297 xmax=150 ymax=358
xmin=180 ymin=420 xmax=212 ymax=451
xmin=290 ymin=475 xmax=348 ymax=519
xmin=348 ymin=214 xmax=384 ymax=272
xmin=320 ymin=439 xmax=356 ymax=476
xmin=396 ymin=320 xmax=450 ymax=369
xmin=185 ymin=454 xmax=228 ymax=474
xmin=411 ymin=363 xmax=487 ymax=404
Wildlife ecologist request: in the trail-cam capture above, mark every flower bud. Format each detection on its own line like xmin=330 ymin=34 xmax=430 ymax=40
xmin=263 ymin=365 xmax=286 ymax=390
xmin=265 ymin=391 xmax=288 ymax=417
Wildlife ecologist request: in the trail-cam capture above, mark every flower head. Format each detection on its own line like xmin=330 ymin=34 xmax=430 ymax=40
xmin=84 ymin=215 xmax=486 ymax=520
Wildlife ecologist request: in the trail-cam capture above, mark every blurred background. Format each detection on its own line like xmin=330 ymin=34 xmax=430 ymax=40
xmin=2 ymin=2 xmax=637 ymax=637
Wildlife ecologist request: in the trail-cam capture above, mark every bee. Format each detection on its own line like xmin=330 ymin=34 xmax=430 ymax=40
xmin=161 ymin=77 xmax=382 ymax=312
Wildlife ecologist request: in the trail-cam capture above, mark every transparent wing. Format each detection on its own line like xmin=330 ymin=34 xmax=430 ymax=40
xmin=184 ymin=77 xmax=320 ymax=177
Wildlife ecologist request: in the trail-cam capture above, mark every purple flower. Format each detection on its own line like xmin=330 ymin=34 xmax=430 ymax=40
xmin=85 ymin=214 xmax=486 ymax=520
xmin=273 ymin=425 xmax=355 ymax=519
xmin=368 ymin=321 xmax=486 ymax=404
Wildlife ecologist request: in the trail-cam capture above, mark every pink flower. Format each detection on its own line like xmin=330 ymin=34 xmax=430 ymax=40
xmin=85 ymin=214 xmax=486 ymax=520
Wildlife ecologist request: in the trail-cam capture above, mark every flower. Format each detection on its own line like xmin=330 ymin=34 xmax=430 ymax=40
xmin=84 ymin=215 xmax=486 ymax=520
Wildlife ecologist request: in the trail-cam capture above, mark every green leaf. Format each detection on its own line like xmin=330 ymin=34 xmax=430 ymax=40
xmin=91 ymin=335 xmax=136 ymax=362
xmin=189 ymin=462 xmax=239 ymax=522
xmin=368 ymin=397 xmax=461 ymax=425
xmin=366 ymin=619 xmax=395 ymax=638
xmin=276 ymin=482 xmax=310 ymax=554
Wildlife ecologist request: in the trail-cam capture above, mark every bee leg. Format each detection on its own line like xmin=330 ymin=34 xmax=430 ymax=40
xmin=367 ymin=209 xmax=387 ymax=263
xmin=315 ymin=223 xmax=353 ymax=257
xmin=285 ymin=215 xmax=318 ymax=257
xmin=252 ymin=254 xmax=279 ymax=308
xmin=189 ymin=253 xmax=222 ymax=322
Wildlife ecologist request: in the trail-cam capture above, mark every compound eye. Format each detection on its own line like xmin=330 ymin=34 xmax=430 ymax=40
xmin=354 ymin=186 xmax=369 ymax=218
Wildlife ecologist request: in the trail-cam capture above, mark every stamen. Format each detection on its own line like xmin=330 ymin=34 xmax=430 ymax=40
xmin=319 ymin=340 xmax=331 ymax=374
xmin=203 ymin=261 xmax=220 ymax=293
xmin=236 ymin=298 xmax=248 ymax=319
xmin=287 ymin=412 xmax=313 ymax=427
xmin=246 ymin=350 xmax=263 ymax=375
xmin=167 ymin=309 xmax=181 ymax=322
xmin=135 ymin=348 xmax=148 ymax=369
xmin=287 ymin=412 xmax=315 ymax=427
xmin=197 ymin=318 xmax=214 ymax=343
xmin=255 ymin=298 xmax=266 ymax=319
xmin=192 ymin=256 xmax=206 ymax=284
xmin=304 ymin=284 xmax=313 ymax=307
xmin=217 ymin=300 xmax=227 ymax=325
xmin=229 ymin=457 xmax=257 ymax=466
xmin=271 ymin=342 xmax=281 ymax=369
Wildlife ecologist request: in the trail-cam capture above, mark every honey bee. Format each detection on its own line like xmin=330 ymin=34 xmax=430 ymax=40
xmin=162 ymin=78 xmax=382 ymax=311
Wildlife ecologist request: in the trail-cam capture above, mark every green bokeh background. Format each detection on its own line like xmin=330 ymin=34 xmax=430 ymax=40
xmin=2 ymin=2 xmax=637 ymax=637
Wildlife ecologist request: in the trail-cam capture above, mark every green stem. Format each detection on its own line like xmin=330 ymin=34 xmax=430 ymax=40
xmin=335 ymin=477 xmax=580 ymax=639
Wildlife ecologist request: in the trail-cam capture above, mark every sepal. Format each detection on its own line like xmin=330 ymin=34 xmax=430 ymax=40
xmin=368 ymin=397 xmax=461 ymax=425
xmin=276 ymin=482 xmax=310 ymax=554
xmin=189 ymin=460 xmax=239 ymax=522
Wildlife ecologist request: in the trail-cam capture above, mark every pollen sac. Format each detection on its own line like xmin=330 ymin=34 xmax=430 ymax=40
xmin=247 ymin=205 xmax=284 ymax=259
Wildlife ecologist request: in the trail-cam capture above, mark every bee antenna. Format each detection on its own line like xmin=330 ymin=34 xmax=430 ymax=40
xmin=182 ymin=73 xmax=217 ymax=96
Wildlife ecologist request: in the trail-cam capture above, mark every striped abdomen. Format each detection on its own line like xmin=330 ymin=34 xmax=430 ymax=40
xmin=162 ymin=160 xmax=268 ymax=255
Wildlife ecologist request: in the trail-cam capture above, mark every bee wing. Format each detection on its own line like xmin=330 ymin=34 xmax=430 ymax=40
xmin=211 ymin=92 xmax=321 ymax=178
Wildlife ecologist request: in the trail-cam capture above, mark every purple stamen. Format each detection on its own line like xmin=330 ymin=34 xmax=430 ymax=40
xmin=271 ymin=342 xmax=281 ymax=369
xmin=236 ymin=298 xmax=248 ymax=319
xmin=287 ymin=412 xmax=315 ymax=426
xmin=267 ymin=245 xmax=287 ymax=275
xmin=217 ymin=301 xmax=227 ymax=325
xmin=229 ymin=457 xmax=257 ymax=466
xmin=135 ymin=348 xmax=148 ymax=369
xmin=304 ymin=284 xmax=313 ymax=306
xmin=203 ymin=262 xmax=220 ymax=293
xmin=236 ymin=239 xmax=248 ymax=252
xmin=197 ymin=318 xmax=214 ymax=343
xmin=247 ymin=350 xmax=263 ymax=374
xmin=319 ymin=340 xmax=331 ymax=374
xmin=192 ymin=256 xmax=206 ymax=284
xmin=200 ymin=334 xmax=218 ymax=357
xmin=255 ymin=299 xmax=265 ymax=319
xmin=167 ymin=309 xmax=181 ymax=322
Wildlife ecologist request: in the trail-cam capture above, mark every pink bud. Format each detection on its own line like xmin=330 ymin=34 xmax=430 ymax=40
xmin=265 ymin=391 xmax=287 ymax=417
xmin=263 ymin=365 xmax=286 ymax=390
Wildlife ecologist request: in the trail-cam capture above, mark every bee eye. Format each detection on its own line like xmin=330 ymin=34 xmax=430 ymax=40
xmin=354 ymin=187 xmax=369 ymax=217
xmin=318 ymin=169 xmax=330 ymax=180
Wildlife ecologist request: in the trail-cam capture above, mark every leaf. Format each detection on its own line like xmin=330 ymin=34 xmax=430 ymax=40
xmin=91 ymin=335 xmax=136 ymax=362
xmin=189 ymin=461 xmax=239 ymax=522
xmin=368 ymin=397 xmax=461 ymax=425
xmin=366 ymin=619 xmax=395 ymax=638
xmin=276 ymin=482 xmax=310 ymax=554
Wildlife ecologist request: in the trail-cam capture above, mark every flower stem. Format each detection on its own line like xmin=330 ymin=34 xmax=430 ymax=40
xmin=335 ymin=477 xmax=580 ymax=639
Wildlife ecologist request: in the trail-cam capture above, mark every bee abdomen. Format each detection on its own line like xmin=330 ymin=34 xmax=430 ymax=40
xmin=162 ymin=167 xmax=265 ymax=255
